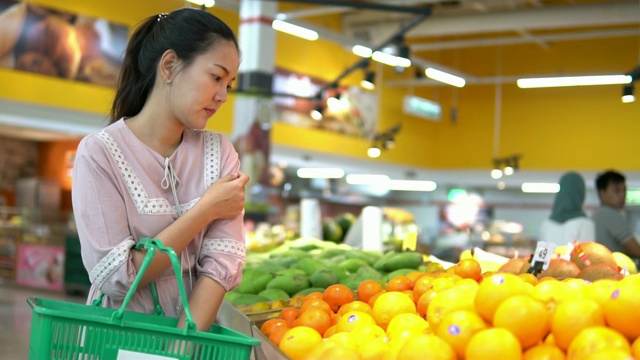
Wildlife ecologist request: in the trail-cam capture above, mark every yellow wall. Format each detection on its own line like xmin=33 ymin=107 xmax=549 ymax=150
xmin=3 ymin=1 xmax=640 ymax=173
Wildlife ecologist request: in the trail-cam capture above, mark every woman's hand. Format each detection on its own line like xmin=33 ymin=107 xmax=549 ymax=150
xmin=198 ymin=172 xmax=249 ymax=222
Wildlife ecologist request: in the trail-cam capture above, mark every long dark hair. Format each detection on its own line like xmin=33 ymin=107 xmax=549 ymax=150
xmin=109 ymin=8 xmax=238 ymax=123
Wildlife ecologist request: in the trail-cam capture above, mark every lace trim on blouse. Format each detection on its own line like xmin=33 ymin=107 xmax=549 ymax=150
xmin=96 ymin=130 xmax=221 ymax=215
xmin=89 ymin=239 xmax=136 ymax=289
xmin=200 ymin=238 xmax=246 ymax=260
xmin=204 ymin=132 xmax=221 ymax=188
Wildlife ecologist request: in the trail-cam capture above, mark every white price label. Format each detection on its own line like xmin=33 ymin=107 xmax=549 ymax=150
xmin=531 ymin=241 xmax=556 ymax=270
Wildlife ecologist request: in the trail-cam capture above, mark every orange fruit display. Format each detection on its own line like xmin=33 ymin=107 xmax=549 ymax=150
xmin=278 ymin=307 xmax=301 ymax=326
xmin=522 ymin=343 xmax=566 ymax=360
xmin=300 ymin=298 xmax=332 ymax=316
xmin=337 ymin=300 xmax=372 ymax=317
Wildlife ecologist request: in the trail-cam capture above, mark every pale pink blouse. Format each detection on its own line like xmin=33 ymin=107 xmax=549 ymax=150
xmin=71 ymin=119 xmax=245 ymax=317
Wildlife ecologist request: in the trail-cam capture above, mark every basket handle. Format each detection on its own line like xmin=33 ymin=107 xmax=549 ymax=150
xmin=92 ymin=282 xmax=164 ymax=316
xmin=110 ymin=238 xmax=197 ymax=334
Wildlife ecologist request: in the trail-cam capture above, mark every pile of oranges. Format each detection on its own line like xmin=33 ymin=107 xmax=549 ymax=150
xmin=259 ymin=258 xmax=640 ymax=360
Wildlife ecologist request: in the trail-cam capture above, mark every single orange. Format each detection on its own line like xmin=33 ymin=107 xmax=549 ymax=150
xmin=324 ymin=284 xmax=355 ymax=313
xmin=372 ymin=291 xmax=416 ymax=330
xmin=303 ymin=291 xmax=324 ymax=302
xmin=279 ymin=326 xmax=323 ymax=360
xmin=396 ymin=333 xmax=456 ymax=360
xmin=551 ymin=298 xmax=605 ymax=350
xmin=386 ymin=275 xmax=413 ymax=292
xmin=632 ymin=336 xmax=640 ymax=359
xmin=519 ymin=273 xmax=539 ymax=286
xmin=522 ymin=344 xmax=566 ymax=360
xmin=323 ymin=324 xmax=337 ymax=338
xmin=337 ymin=300 xmax=372 ymax=317
xmin=269 ymin=326 xmax=290 ymax=347
xmin=300 ymin=298 xmax=333 ymax=316
xmin=278 ymin=307 xmax=301 ymax=325
xmin=455 ymin=258 xmax=482 ymax=281
xmin=407 ymin=270 xmax=423 ymax=285
xmin=604 ymin=275 xmax=640 ymax=340
xmin=367 ymin=290 xmax=386 ymax=308
xmin=567 ymin=326 xmax=630 ymax=360
xmin=357 ymin=279 xmax=383 ymax=305
xmin=493 ymin=294 xmax=550 ymax=349
xmin=416 ymin=289 xmax=438 ymax=319
xmin=465 ymin=328 xmax=522 ymax=360
xmin=260 ymin=318 xmax=290 ymax=337
xmin=412 ymin=274 xmax=436 ymax=302
xmin=297 ymin=308 xmax=332 ymax=336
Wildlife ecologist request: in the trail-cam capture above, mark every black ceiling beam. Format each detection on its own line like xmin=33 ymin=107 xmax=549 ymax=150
xmin=316 ymin=10 xmax=431 ymax=97
xmin=261 ymin=0 xmax=432 ymax=15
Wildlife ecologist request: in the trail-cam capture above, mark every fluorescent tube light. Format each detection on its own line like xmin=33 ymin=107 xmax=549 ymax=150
xmin=187 ymin=0 xmax=215 ymax=7
xmin=389 ymin=180 xmax=437 ymax=192
xmin=297 ymin=168 xmax=344 ymax=179
xmin=352 ymin=45 xmax=373 ymax=58
xmin=371 ymin=51 xmax=411 ymax=68
xmin=272 ymin=20 xmax=318 ymax=41
xmin=521 ymin=182 xmax=560 ymax=193
xmin=346 ymin=174 xmax=390 ymax=185
xmin=425 ymin=68 xmax=466 ymax=88
xmin=517 ymin=75 xmax=632 ymax=88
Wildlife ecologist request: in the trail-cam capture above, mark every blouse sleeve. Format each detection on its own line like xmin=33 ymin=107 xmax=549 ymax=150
xmin=196 ymin=135 xmax=246 ymax=291
xmin=72 ymin=135 xmax=138 ymax=301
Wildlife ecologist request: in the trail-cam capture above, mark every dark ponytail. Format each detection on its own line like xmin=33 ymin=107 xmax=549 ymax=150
xmin=109 ymin=8 xmax=238 ymax=123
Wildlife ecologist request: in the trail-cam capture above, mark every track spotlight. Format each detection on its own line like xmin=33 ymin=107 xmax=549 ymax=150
xmin=310 ymin=105 xmax=324 ymax=120
xmin=361 ymin=71 xmax=376 ymax=90
xmin=622 ymin=84 xmax=635 ymax=103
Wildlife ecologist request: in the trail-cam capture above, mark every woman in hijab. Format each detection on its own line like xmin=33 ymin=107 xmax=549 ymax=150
xmin=539 ymin=172 xmax=595 ymax=246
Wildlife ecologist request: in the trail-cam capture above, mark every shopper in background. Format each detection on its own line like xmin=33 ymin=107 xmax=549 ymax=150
xmin=592 ymin=170 xmax=640 ymax=259
xmin=539 ymin=171 xmax=595 ymax=246
xmin=71 ymin=8 xmax=248 ymax=331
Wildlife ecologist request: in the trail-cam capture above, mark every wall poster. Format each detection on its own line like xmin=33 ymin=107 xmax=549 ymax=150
xmin=0 ymin=1 xmax=128 ymax=87
xmin=273 ymin=68 xmax=379 ymax=139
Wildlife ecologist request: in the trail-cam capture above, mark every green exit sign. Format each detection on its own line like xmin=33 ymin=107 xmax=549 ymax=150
xmin=403 ymin=95 xmax=441 ymax=121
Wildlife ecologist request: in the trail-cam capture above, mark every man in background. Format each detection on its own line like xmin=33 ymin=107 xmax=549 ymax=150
xmin=592 ymin=170 xmax=640 ymax=259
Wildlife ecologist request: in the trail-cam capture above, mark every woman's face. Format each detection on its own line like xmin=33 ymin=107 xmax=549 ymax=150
xmin=168 ymin=41 xmax=239 ymax=130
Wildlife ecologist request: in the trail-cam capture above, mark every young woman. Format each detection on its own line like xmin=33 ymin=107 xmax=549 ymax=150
xmin=72 ymin=8 xmax=249 ymax=331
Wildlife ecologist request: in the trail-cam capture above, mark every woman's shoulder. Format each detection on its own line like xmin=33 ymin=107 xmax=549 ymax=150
xmin=77 ymin=120 xmax=125 ymax=156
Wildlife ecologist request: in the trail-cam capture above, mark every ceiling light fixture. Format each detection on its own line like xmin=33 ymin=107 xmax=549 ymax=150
xmin=352 ymin=45 xmax=373 ymax=58
xmin=372 ymin=51 xmax=411 ymax=68
xmin=272 ymin=20 xmax=319 ymax=41
xmin=517 ymin=75 xmax=632 ymax=88
xmin=521 ymin=182 xmax=560 ymax=193
xmin=361 ymin=71 xmax=376 ymax=90
xmin=367 ymin=146 xmax=381 ymax=158
xmin=186 ymin=0 xmax=215 ymax=7
xmin=425 ymin=68 xmax=466 ymax=88
xmin=389 ymin=180 xmax=437 ymax=192
xmin=346 ymin=174 xmax=390 ymax=185
xmin=622 ymin=84 xmax=635 ymax=103
xmin=297 ymin=167 xmax=344 ymax=179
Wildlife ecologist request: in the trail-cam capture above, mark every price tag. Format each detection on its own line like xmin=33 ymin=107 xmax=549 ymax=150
xmin=531 ymin=241 xmax=556 ymax=270
xmin=402 ymin=231 xmax=418 ymax=251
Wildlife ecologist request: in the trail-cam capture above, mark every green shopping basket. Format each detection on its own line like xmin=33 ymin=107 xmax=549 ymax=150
xmin=27 ymin=238 xmax=260 ymax=360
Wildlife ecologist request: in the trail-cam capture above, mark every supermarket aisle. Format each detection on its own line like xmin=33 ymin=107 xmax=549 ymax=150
xmin=0 ymin=280 xmax=84 ymax=359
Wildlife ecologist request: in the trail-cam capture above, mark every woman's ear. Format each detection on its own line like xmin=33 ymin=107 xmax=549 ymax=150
xmin=159 ymin=49 xmax=178 ymax=83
